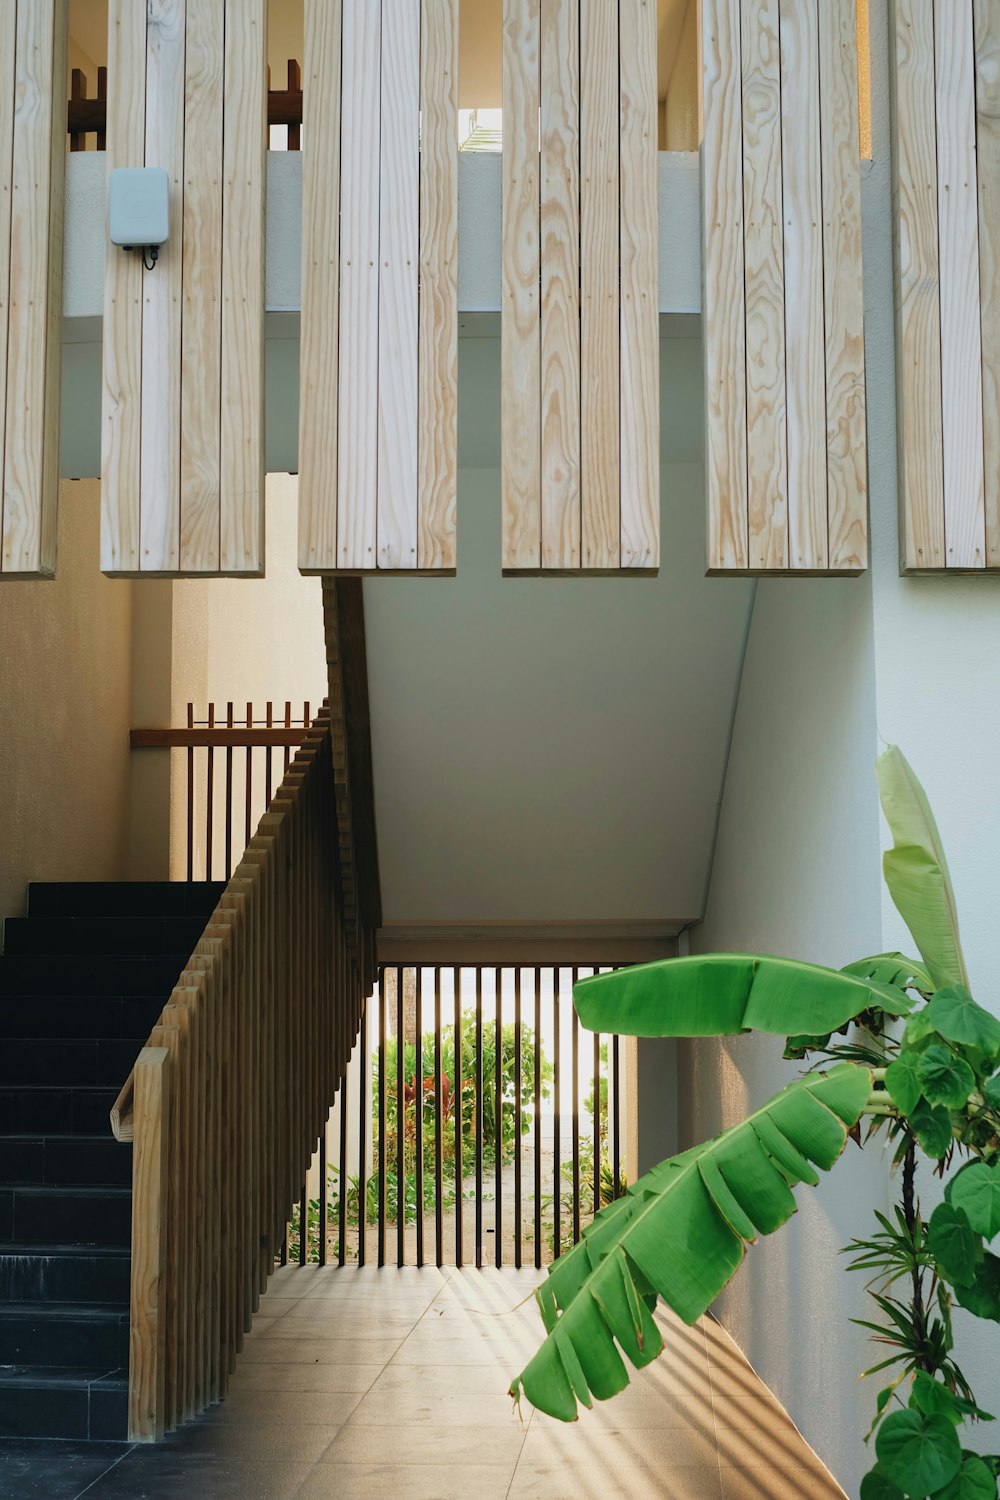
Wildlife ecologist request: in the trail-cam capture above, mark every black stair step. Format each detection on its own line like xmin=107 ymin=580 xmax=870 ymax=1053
xmin=0 ymin=1243 xmax=130 ymax=1304
xmin=0 ymin=1085 xmax=119 ymax=1135
xmin=0 ymin=1185 xmax=132 ymax=1248
xmin=28 ymin=880 xmax=225 ymax=921
xmin=0 ymin=1303 xmax=129 ymax=1369
xmin=0 ymin=954 xmax=191 ymax=997
xmin=0 ymin=1365 xmax=127 ymax=1440
xmin=3 ymin=915 xmax=208 ymax=958
xmin=0 ymin=1038 xmax=141 ymax=1090
xmin=0 ymin=1135 xmax=132 ymax=1188
xmin=0 ymin=994 xmax=164 ymax=1041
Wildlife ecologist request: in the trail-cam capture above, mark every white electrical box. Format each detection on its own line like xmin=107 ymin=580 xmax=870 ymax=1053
xmin=108 ymin=167 xmax=170 ymax=249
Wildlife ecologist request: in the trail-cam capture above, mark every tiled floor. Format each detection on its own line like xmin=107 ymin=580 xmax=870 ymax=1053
xmin=1 ymin=1266 xmax=847 ymax=1499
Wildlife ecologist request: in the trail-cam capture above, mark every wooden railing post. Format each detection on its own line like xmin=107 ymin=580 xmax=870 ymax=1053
xmin=127 ymin=1047 xmax=170 ymax=1443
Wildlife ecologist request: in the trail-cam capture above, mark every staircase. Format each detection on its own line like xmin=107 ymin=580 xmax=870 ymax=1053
xmin=0 ymin=881 xmax=222 ymax=1440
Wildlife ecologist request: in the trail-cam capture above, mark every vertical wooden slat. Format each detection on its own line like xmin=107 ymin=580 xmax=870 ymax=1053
xmin=935 ymin=0 xmax=985 ymax=569
xmin=619 ymin=0 xmax=659 ymax=569
xmin=0 ymin=4 xmax=18 ymax=572
xmin=819 ymin=0 xmax=867 ymax=572
xmin=976 ymin=0 xmax=1000 ymax=568
xmin=358 ymin=1001 xmax=368 ymax=1266
xmin=220 ymin=0 xmax=266 ymax=574
xmin=298 ymin=0 xmax=343 ymax=572
xmin=103 ymin=1 xmax=146 ymax=573
xmin=417 ymin=0 xmax=459 ymax=570
xmin=580 ymin=0 xmax=620 ymax=570
xmin=502 ymin=0 xmax=541 ymax=570
xmin=540 ymin=0 xmax=581 ymax=570
xmin=377 ymin=0 xmax=420 ymax=570
xmin=893 ymin=0 xmax=945 ymax=570
xmin=337 ymin=2 xmax=381 ymax=571
xmin=128 ymin=1047 xmax=170 ymax=1443
xmin=2 ymin=0 xmax=66 ymax=577
xmin=780 ymin=0 xmax=827 ymax=572
xmin=140 ymin=0 xmax=185 ymax=574
xmin=740 ymin=0 xmax=787 ymax=572
xmin=702 ymin=0 xmax=748 ymax=571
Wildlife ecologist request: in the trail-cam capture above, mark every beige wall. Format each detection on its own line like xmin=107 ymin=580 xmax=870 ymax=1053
xmin=0 ymin=480 xmax=133 ymax=917
xmin=664 ymin=0 xmax=698 ymax=151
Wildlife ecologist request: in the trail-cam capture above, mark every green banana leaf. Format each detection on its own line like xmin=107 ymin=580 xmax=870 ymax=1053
xmin=511 ymin=1062 xmax=872 ymax=1421
xmin=876 ymin=747 xmax=969 ymax=991
xmin=573 ymin=954 xmax=913 ymax=1040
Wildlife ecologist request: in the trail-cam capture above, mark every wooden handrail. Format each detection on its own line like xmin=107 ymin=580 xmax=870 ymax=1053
xmin=112 ymin=702 xmax=374 ymax=1440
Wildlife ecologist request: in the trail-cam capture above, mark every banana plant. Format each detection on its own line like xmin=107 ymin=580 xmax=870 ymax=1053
xmin=510 ymin=749 xmax=1000 ymax=1500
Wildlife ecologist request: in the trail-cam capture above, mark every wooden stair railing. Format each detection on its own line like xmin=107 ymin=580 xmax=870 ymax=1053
xmin=110 ymin=703 xmax=375 ymax=1441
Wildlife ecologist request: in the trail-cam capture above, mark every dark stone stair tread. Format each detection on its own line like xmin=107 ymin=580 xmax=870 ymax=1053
xmin=27 ymin=880 xmax=224 ymax=919
xmin=0 ymin=1301 xmax=127 ymax=1319
xmin=3 ymin=916 xmax=209 ymax=958
xmin=0 ymin=1364 xmax=126 ymax=1387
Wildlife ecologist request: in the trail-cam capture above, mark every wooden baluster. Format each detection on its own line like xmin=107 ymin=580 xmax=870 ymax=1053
xmin=186 ymin=704 xmax=195 ymax=883
xmin=127 ymin=1046 xmax=170 ymax=1442
xmin=96 ymin=65 xmax=107 ymax=150
xmin=287 ymin=58 xmax=301 ymax=150
xmin=225 ymin=702 xmax=234 ymax=877
xmin=206 ymin=705 xmax=215 ymax=883
xmin=70 ymin=68 xmax=86 ymax=151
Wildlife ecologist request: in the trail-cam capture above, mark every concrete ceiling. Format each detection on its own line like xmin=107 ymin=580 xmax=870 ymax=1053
xmin=363 ymin=328 xmax=754 ymax=934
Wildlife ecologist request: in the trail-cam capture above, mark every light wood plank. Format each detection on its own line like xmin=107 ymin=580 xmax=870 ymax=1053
xmin=0 ymin=3 xmax=17 ymax=572
xmin=338 ymin=0 xmax=381 ymax=571
xmin=377 ymin=0 xmax=420 ymax=570
xmin=540 ymin=0 xmax=580 ymax=569
xmin=298 ymin=0 xmax=343 ymax=573
xmin=893 ymin=0 xmax=944 ymax=570
xmin=128 ymin=1046 xmax=170 ymax=1442
xmin=179 ymin=0 xmax=224 ymax=575
xmin=2 ymin=0 xmax=65 ymax=576
xmin=102 ymin=0 xmax=146 ymax=574
xmin=740 ymin=0 xmax=787 ymax=571
xmin=780 ymin=0 xmax=827 ymax=570
xmin=820 ymin=0 xmax=867 ymax=571
xmin=580 ymin=0 xmax=619 ymax=570
xmin=501 ymin=0 xmax=541 ymax=570
xmin=220 ymin=0 xmax=266 ymax=574
xmin=701 ymin=0 xmax=747 ymax=571
xmin=417 ymin=0 xmax=459 ymax=571
xmin=975 ymin=0 xmax=1000 ymax=568
xmin=620 ymin=0 xmax=659 ymax=569
xmin=935 ymin=0 xmax=985 ymax=568
xmin=140 ymin=0 xmax=185 ymax=573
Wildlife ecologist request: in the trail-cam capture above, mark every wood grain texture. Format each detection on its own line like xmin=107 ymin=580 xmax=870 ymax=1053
xmin=501 ymin=0 xmax=541 ymax=570
xmin=418 ymin=0 xmax=459 ymax=571
xmin=179 ymin=0 xmax=224 ymax=575
xmin=377 ymin=0 xmax=420 ymax=570
xmin=0 ymin=3 xmax=17 ymax=572
xmin=619 ymin=0 xmax=659 ymax=569
xmin=975 ymin=0 xmax=1000 ymax=568
xmin=893 ymin=0 xmax=944 ymax=569
xmin=702 ymin=0 xmax=747 ymax=571
xmin=935 ymin=0 xmax=985 ymax=569
xmin=128 ymin=1047 xmax=170 ymax=1442
xmin=580 ymin=0 xmax=619 ymax=569
xmin=740 ymin=0 xmax=787 ymax=571
xmin=820 ymin=0 xmax=867 ymax=571
xmin=780 ymin=0 xmax=827 ymax=571
xmin=102 ymin=0 xmax=146 ymax=574
xmin=220 ymin=0 xmax=266 ymax=574
xmin=540 ymin=0 xmax=581 ymax=569
xmin=2 ymin=0 xmax=66 ymax=576
xmin=298 ymin=0 xmax=343 ymax=572
xmin=338 ymin=0 xmax=381 ymax=571
xmin=140 ymin=0 xmax=185 ymax=573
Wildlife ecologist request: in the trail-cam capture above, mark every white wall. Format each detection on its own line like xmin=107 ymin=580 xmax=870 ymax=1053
xmin=679 ymin=3 xmax=1000 ymax=1493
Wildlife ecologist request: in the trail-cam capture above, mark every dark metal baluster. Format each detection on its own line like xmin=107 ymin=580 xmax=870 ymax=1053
xmin=434 ymin=968 xmax=443 ymax=1267
xmin=338 ymin=1075 xmax=348 ymax=1267
xmin=494 ymin=970 xmax=503 ymax=1269
xmin=396 ymin=966 xmax=405 ymax=1267
xmin=533 ymin=968 xmax=542 ymax=1269
xmin=553 ymin=967 xmax=561 ymax=1259
xmin=454 ymin=969 xmax=464 ymax=1267
xmin=572 ymin=967 xmax=581 ymax=1244
xmin=358 ymin=1003 xmax=368 ymax=1266
xmin=96 ymin=66 xmax=107 ymax=150
xmin=514 ymin=969 xmax=522 ymax=1270
xmin=318 ymin=1129 xmax=328 ymax=1266
xmin=186 ymin=703 xmax=195 ymax=882
xmin=593 ymin=971 xmax=601 ymax=1219
xmin=475 ymin=967 xmax=483 ymax=1269
xmin=283 ymin=700 xmax=292 ymax=772
xmin=265 ymin=701 xmax=273 ymax=805
xmin=415 ymin=969 xmax=424 ymax=1268
xmin=612 ymin=1032 xmax=621 ymax=1201
xmin=244 ymin=702 xmax=253 ymax=848
xmin=298 ymin=1180 xmax=307 ymax=1266
xmin=206 ymin=704 xmax=215 ymax=882
xmin=378 ymin=968 xmax=387 ymax=1267
xmin=225 ymin=702 xmax=234 ymax=878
